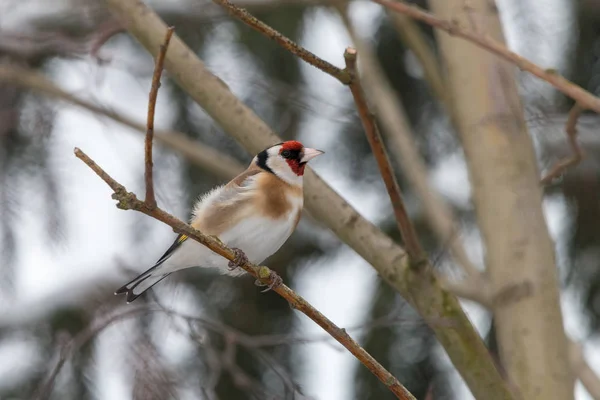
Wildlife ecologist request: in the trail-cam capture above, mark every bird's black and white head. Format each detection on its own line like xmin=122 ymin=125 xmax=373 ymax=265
xmin=254 ymin=141 xmax=324 ymax=186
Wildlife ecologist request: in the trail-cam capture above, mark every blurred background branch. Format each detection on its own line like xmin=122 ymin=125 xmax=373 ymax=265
xmin=428 ymin=0 xmax=573 ymax=398
xmin=373 ymin=0 xmax=600 ymax=113
xmin=0 ymin=65 xmax=245 ymax=178
xmin=570 ymin=341 xmax=600 ymax=400
xmin=383 ymin=9 xmax=447 ymax=108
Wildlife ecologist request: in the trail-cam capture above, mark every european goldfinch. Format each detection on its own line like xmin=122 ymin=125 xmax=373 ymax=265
xmin=115 ymin=140 xmax=324 ymax=303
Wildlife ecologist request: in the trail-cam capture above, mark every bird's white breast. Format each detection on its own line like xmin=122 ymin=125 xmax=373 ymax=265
xmin=220 ymin=192 xmax=302 ymax=274
xmin=159 ymin=193 xmax=302 ymax=276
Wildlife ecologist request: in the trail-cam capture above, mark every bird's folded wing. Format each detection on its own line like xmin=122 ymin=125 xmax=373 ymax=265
xmin=191 ymin=167 xmax=263 ymax=237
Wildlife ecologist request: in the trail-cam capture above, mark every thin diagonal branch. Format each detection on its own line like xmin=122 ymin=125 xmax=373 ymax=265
xmin=373 ymin=0 xmax=600 ymax=114
xmin=335 ymin=7 xmax=482 ymax=282
xmin=73 ymin=147 xmax=415 ymax=400
xmin=145 ymin=26 xmax=174 ymax=208
xmin=540 ymin=103 xmax=585 ymax=184
xmin=210 ymin=0 xmax=351 ymax=84
xmin=344 ymin=47 xmax=425 ymax=265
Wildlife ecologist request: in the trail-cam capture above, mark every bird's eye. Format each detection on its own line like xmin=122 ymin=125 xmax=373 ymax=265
xmin=281 ymin=150 xmax=291 ymax=158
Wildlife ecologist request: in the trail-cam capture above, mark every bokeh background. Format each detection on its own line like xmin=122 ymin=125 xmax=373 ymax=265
xmin=1 ymin=0 xmax=599 ymax=399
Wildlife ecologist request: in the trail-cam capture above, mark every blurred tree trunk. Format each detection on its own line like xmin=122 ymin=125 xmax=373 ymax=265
xmin=427 ymin=0 xmax=573 ymax=399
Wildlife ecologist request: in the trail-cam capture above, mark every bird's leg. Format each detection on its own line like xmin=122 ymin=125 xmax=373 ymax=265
xmin=210 ymin=236 xmax=246 ymax=271
xmin=228 ymin=247 xmax=248 ymax=271
xmin=254 ymin=266 xmax=283 ymax=293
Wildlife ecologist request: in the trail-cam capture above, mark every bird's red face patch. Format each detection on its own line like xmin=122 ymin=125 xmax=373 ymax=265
xmin=279 ymin=141 xmax=305 ymax=176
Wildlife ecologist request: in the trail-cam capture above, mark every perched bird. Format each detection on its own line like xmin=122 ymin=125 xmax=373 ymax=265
xmin=115 ymin=140 xmax=324 ymax=303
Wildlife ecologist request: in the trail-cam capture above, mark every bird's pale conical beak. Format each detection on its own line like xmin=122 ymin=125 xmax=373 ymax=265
xmin=301 ymin=148 xmax=324 ymax=163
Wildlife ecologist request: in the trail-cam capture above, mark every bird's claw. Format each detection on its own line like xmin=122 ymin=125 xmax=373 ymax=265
xmin=254 ymin=266 xmax=283 ymax=293
xmin=228 ymin=247 xmax=248 ymax=271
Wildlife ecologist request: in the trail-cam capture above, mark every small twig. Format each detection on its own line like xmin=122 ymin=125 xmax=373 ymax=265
xmin=462 ymin=0 xmax=482 ymax=34
xmin=210 ymin=0 xmax=351 ymax=84
xmin=221 ymin=335 xmax=277 ymax=398
xmin=0 ymin=32 xmax=87 ymax=62
xmin=145 ymin=26 xmax=174 ymax=208
xmin=372 ymin=0 xmax=600 ymax=114
xmin=439 ymin=277 xmax=491 ymax=308
xmin=343 ymin=47 xmax=425 ymax=265
xmin=540 ymin=103 xmax=585 ymax=184
xmin=35 ymin=340 xmax=71 ymax=400
xmin=89 ymin=19 xmax=125 ymax=60
xmin=569 ymin=340 xmax=600 ymax=400
xmin=73 ymin=147 xmax=415 ymax=400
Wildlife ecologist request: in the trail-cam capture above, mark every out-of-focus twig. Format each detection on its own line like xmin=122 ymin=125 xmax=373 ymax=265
xmin=36 ymin=301 xmax=427 ymax=400
xmin=0 ymin=65 xmax=244 ymax=180
xmin=89 ymin=19 xmax=126 ymax=59
xmin=439 ymin=279 xmax=491 ymax=307
xmin=0 ymin=32 xmax=89 ymax=62
xmin=0 ymin=0 xmax=328 ymax=64
xmin=210 ymin=0 xmax=351 ymax=84
xmin=372 ymin=0 xmax=600 ymax=114
xmin=145 ymin=27 xmax=174 ymax=208
xmin=220 ymin=333 xmax=282 ymax=398
xmin=162 ymin=301 xmax=455 ymax=349
xmin=73 ymin=147 xmax=415 ymax=400
xmin=35 ymin=307 xmax=153 ymax=400
xmin=131 ymin=339 xmax=177 ymax=399
xmin=149 ymin=293 xmax=304 ymax=396
xmin=386 ymin=12 xmax=448 ymax=106
xmin=569 ymin=340 xmax=600 ymax=400
xmin=344 ymin=47 xmax=424 ymax=265
xmin=541 ymin=104 xmax=585 ymax=184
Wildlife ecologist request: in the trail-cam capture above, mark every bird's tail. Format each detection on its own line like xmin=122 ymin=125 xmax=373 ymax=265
xmin=115 ymin=269 xmax=171 ymax=303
